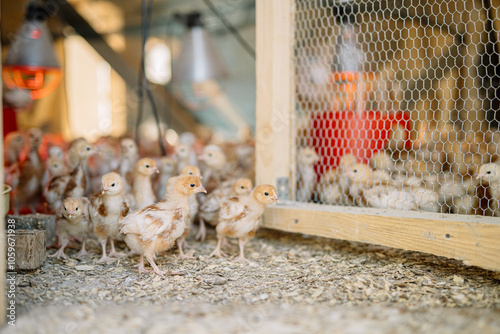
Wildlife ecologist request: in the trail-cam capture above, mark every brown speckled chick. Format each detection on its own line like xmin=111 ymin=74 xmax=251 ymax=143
xmin=45 ymin=139 xmax=95 ymax=212
xmin=209 ymin=184 xmax=278 ymax=262
xmin=10 ymin=128 xmax=44 ymax=214
xmin=90 ymin=172 xmax=130 ymax=263
xmin=131 ymin=158 xmax=159 ymax=210
xmin=120 ymin=175 xmax=206 ymax=276
xmin=4 ymin=131 xmax=26 ymax=166
xmin=196 ymin=178 xmax=253 ymax=242
xmin=49 ymin=197 xmax=92 ymax=259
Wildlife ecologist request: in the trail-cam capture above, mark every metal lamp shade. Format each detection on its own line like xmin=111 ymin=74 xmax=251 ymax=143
xmin=3 ymin=20 xmax=61 ymax=99
xmin=172 ymin=26 xmax=227 ymax=83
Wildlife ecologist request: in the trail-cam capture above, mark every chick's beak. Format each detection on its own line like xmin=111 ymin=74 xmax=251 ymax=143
xmin=199 ymin=186 xmax=207 ymax=193
xmin=272 ymin=195 xmax=279 ymax=203
xmin=102 ymin=187 xmax=109 ymax=194
xmin=198 ymin=155 xmax=206 ymax=161
xmin=68 ymin=213 xmax=74 ymax=218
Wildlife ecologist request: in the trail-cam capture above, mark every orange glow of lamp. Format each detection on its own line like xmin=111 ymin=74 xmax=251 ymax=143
xmin=3 ymin=2 xmax=61 ymax=100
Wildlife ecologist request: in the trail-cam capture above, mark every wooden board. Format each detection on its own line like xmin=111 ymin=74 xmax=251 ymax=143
xmin=262 ymin=203 xmax=500 ymax=272
xmin=255 ymin=0 xmax=293 ymax=190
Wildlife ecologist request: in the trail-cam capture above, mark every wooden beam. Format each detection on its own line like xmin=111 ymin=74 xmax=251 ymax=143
xmin=262 ymin=203 xmax=500 ymax=271
xmin=256 ymin=0 xmax=293 ymax=195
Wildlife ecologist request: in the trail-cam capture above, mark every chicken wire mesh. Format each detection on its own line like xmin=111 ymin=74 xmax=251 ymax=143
xmin=294 ymin=0 xmax=500 ymax=216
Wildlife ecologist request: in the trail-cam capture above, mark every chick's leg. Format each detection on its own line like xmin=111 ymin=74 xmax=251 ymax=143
xmin=177 ymin=238 xmax=195 ymax=260
xmin=235 ymin=237 xmax=250 ymax=263
xmin=145 ymin=254 xmax=167 ymax=277
xmin=136 ymin=255 xmax=152 ymax=274
xmin=48 ymin=242 xmax=68 ymax=259
xmin=97 ymin=238 xmax=115 ymax=263
xmin=195 ymin=218 xmax=206 ymax=242
xmin=108 ymin=239 xmax=126 ymax=258
xmin=208 ymin=236 xmax=226 ymax=258
xmin=75 ymin=239 xmax=88 ymax=258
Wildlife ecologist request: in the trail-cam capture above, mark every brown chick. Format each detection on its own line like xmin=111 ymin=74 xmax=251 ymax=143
xmin=120 ymin=175 xmax=206 ymax=276
xmin=197 ymin=178 xmax=253 ymax=242
xmin=199 ymin=145 xmax=228 ymax=193
xmin=209 ymin=184 xmax=278 ymax=262
xmin=118 ymin=138 xmax=139 ymax=192
xmin=10 ymin=128 xmax=44 ymax=214
xmin=90 ymin=172 xmax=130 ymax=263
xmin=48 ymin=197 xmax=92 ymax=259
xmin=4 ymin=131 xmax=26 ymax=166
xmin=45 ymin=140 xmax=95 ymax=212
xmin=131 ymin=158 xmax=159 ymax=210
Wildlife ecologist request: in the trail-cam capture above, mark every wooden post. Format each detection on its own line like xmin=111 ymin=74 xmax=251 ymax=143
xmin=256 ymin=0 xmax=293 ymax=196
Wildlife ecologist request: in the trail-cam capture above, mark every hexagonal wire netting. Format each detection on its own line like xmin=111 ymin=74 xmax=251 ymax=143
xmin=294 ymin=0 xmax=500 ymax=216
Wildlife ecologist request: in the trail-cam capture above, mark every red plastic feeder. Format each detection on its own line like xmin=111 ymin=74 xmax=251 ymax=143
xmin=310 ymin=110 xmax=411 ymax=177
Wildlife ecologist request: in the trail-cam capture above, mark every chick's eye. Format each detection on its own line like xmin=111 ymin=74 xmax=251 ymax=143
xmin=241 ymin=186 xmax=245 ymax=189
xmin=264 ymin=192 xmax=269 ymax=196
xmin=353 ymin=169 xmax=358 ymax=173
xmin=76 ymin=207 xmax=79 ymax=211
xmin=189 ymin=172 xmax=193 ymax=175
xmin=190 ymin=183 xmax=196 ymax=188
xmin=487 ymin=171 xmax=492 ymax=174
xmin=86 ymin=147 xmax=91 ymax=151
xmin=145 ymin=165 xmax=150 ymax=168
xmin=64 ymin=206 xmax=67 ymax=211
xmin=111 ymin=183 xmax=116 ymax=187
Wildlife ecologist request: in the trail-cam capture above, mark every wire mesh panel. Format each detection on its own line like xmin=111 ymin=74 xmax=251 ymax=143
xmin=294 ymin=0 xmax=500 ymax=216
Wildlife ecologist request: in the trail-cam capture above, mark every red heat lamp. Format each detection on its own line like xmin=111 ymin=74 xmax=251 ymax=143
xmin=3 ymin=2 xmax=61 ymax=100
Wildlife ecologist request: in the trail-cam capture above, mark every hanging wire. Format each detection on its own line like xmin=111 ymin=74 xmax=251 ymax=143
xmin=201 ymin=0 xmax=256 ymax=60
xmin=136 ymin=0 xmax=166 ymax=155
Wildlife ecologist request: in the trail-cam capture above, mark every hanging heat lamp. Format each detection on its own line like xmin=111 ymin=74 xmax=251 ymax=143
xmin=3 ymin=1 xmax=62 ymax=100
xmin=172 ymin=11 xmax=227 ymax=83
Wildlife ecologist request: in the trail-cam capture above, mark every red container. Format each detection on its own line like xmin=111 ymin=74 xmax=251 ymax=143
xmin=310 ymin=110 xmax=411 ymax=177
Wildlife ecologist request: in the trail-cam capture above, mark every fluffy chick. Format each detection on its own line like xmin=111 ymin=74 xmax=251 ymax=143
xmin=90 ymin=172 xmax=130 ymax=262
xmin=45 ymin=140 xmax=95 ymax=212
xmin=197 ymin=178 xmax=253 ymax=242
xmin=120 ymin=175 xmax=206 ymax=276
xmin=118 ymin=138 xmax=139 ymax=192
xmin=48 ymin=197 xmax=92 ymax=259
xmin=4 ymin=131 xmax=26 ymax=166
xmin=199 ymin=145 xmax=228 ymax=193
xmin=209 ymin=185 xmax=278 ymax=262
xmin=156 ymin=157 xmax=177 ymax=199
xmin=175 ymin=165 xmax=203 ymax=259
xmin=10 ymin=128 xmax=44 ymax=214
xmin=131 ymin=158 xmax=158 ymax=210
xmin=174 ymin=143 xmax=197 ymax=174
xmin=296 ymin=147 xmax=320 ymax=202
xmin=476 ymin=163 xmax=500 ymax=216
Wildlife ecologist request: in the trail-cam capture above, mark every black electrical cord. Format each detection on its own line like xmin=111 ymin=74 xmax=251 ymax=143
xmin=136 ymin=0 xmax=166 ymax=155
xmin=201 ymin=0 xmax=256 ymax=60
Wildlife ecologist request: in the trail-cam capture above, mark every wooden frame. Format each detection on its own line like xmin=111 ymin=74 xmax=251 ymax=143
xmin=255 ymin=0 xmax=500 ymax=272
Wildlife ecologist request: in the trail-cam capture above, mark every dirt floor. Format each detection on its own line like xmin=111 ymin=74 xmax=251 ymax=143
xmin=3 ymin=228 xmax=500 ymax=333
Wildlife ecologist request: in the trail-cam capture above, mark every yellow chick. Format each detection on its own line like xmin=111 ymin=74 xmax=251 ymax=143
xmin=48 ymin=197 xmax=92 ymax=259
xmin=120 ymin=175 xmax=206 ymax=276
xmin=131 ymin=158 xmax=159 ymax=210
xmin=176 ymin=165 xmax=203 ymax=259
xmin=90 ymin=172 xmax=130 ymax=263
xmin=209 ymin=185 xmax=278 ymax=262
xmin=197 ymin=178 xmax=253 ymax=242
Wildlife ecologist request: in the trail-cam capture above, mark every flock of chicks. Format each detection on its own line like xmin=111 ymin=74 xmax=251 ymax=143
xmin=4 ymin=129 xmax=278 ymax=276
xmin=297 ymin=123 xmax=500 ymax=216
